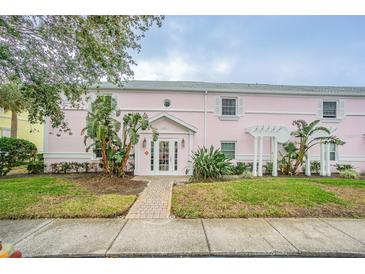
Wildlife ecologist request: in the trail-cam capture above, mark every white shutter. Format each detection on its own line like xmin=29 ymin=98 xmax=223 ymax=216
xmin=214 ymin=97 xmax=221 ymax=116
xmin=317 ymin=99 xmax=323 ymax=118
xmin=338 ymin=99 xmax=345 ymax=119
xmin=237 ymin=97 xmax=244 ymax=116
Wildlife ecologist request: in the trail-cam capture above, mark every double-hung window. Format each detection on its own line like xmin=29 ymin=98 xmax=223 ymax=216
xmin=221 ymin=98 xmax=237 ymax=116
xmin=329 ymin=143 xmax=337 ymax=161
xmin=221 ymin=142 xmax=236 ymax=159
xmin=323 ymin=101 xmax=337 ymax=118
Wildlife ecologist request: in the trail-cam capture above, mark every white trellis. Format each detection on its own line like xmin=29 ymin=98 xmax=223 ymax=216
xmin=305 ymin=128 xmax=336 ymax=177
xmin=246 ymin=125 xmax=290 ymax=177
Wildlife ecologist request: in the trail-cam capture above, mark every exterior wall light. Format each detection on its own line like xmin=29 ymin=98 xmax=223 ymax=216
xmin=142 ymin=138 xmax=147 ymax=148
xmin=181 ymin=138 xmax=185 ymax=148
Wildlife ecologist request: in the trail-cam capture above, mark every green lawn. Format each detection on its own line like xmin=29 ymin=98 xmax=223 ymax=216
xmin=172 ymin=177 xmax=365 ymax=218
xmin=0 ymin=177 xmax=136 ymax=219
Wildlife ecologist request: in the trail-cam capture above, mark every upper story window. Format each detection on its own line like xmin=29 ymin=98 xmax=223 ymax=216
xmin=221 ymin=98 xmax=237 ymax=116
xmin=329 ymin=143 xmax=337 ymax=161
xmin=215 ymin=96 xmax=243 ymax=120
xmin=323 ymin=101 xmax=337 ymax=118
xmin=221 ymin=142 xmax=236 ymax=159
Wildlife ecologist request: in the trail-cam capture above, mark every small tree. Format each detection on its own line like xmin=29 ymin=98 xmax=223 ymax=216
xmin=119 ymin=113 xmax=158 ymax=174
xmin=82 ymin=96 xmax=158 ymax=176
xmin=82 ymin=96 xmax=121 ymax=175
xmin=0 ymin=81 xmax=28 ymax=137
xmin=291 ymin=120 xmax=345 ymax=174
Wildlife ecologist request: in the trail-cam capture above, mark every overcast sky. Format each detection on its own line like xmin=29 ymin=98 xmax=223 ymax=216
xmin=131 ymin=16 xmax=365 ymax=86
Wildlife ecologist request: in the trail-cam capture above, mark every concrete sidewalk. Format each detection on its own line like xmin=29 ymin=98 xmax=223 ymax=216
xmin=1 ymin=218 xmax=365 ymax=257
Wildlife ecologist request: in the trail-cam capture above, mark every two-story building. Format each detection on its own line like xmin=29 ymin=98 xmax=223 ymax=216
xmin=43 ymin=81 xmax=365 ymax=175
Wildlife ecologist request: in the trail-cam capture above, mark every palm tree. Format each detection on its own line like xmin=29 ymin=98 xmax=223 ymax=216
xmin=0 ymin=81 xmax=27 ymax=138
xmin=81 ymin=96 xmax=121 ymax=175
xmin=291 ymin=120 xmax=345 ymax=174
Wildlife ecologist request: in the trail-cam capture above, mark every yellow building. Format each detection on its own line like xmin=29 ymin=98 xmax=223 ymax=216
xmin=0 ymin=109 xmax=44 ymax=152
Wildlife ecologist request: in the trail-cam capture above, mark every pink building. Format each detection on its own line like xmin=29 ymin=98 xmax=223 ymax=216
xmin=44 ymin=81 xmax=365 ymax=175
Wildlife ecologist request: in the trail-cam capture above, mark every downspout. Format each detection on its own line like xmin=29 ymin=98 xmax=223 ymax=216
xmin=204 ymin=90 xmax=208 ymax=147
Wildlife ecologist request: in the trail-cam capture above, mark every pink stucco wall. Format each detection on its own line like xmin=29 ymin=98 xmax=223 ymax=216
xmin=44 ymin=89 xmax=365 ymax=175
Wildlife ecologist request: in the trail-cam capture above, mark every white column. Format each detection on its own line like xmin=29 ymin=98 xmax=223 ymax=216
xmin=305 ymin=150 xmax=311 ymax=176
xmin=320 ymin=143 xmax=326 ymax=176
xmin=188 ymin=132 xmax=193 ymax=175
xmin=272 ymin=137 xmax=278 ymax=177
xmin=326 ymin=143 xmax=331 ymax=177
xmin=258 ymin=136 xmax=264 ymax=177
xmin=252 ymin=136 xmax=258 ymax=176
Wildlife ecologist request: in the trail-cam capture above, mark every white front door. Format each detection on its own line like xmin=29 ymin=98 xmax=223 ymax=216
xmin=153 ymin=139 xmax=179 ymax=175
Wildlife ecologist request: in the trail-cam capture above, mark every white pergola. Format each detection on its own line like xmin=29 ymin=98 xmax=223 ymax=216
xmin=305 ymin=129 xmax=335 ymax=177
xmin=246 ymin=125 xmax=290 ymax=177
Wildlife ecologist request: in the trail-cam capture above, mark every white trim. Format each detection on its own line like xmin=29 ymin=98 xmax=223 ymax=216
xmin=204 ymin=90 xmax=207 ymax=147
xmin=347 ymin=113 xmax=365 ymax=116
xmin=44 ymin=152 xmax=94 ymax=159
xmin=245 ymin=110 xmax=316 ymax=116
xmin=218 ymin=116 xmax=240 ymax=121
xmin=149 ymin=112 xmax=198 ymax=132
xmin=120 ymin=107 xmax=213 ymax=113
xmin=150 ymin=138 xmax=179 ymax=176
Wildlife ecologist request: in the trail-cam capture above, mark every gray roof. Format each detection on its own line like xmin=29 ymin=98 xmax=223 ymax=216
xmin=92 ymin=80 xmax=365 ymax=97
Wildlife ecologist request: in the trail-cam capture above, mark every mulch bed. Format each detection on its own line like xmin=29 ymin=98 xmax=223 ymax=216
xmin=63 ymin=173 xmax=148 ymax=195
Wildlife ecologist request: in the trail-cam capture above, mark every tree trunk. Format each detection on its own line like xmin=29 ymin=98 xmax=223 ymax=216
xmin=120 ymin=143 xmax=133 ymax=176
xmin=10 ymin=111 xmax=17 ymax=138
xmin=101 ymin=141 xmax=110 ymax=175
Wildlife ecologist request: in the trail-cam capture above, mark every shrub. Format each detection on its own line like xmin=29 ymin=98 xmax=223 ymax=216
xmin=27 ymin=154 xmax=45 ymax=174
xmin=310 ymin=161 xmax=320 ymax=174
xmin=339 ymin=169 xmax=359 ymax=179
xmin=83 ymin=162 xmax=90 ymax=173
xmin=264 ymin=161 xmax=273 ymax=174
xmin=232 ymin=162 xmax=246 ymax=175
xmin=0 ymin=137 xmax=37 ymax=176
xmin=50 ymin=163 xmax=60 ymax=174
xmin=192 ymin=146 xmax=232 ymax=180
xmin=71 ymin=162 xmax=83 ymax=173
xmin=336 ymin=164 xmax=355 ymax=172
xmin=59 ymin=162 xmax=73 ymax=174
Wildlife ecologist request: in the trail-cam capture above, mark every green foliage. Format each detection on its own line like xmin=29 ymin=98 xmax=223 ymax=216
xmin=311 ymin=161 xmax=321 ymax=174
xmin=280 ymin=120 xmax=345 ymax=175
xmin=279 ymin=142 xmax=298 ymax=175
xmin=0 ymin=16 xmax=163 ymax=130
xmin=232 ymin=162 xmax=252 ymax=175
xmin=339 ymin=169 xmax=360 ymax=179
xmin=82 ymin=96 xmax=157 ymax=176
xmin=49 ymin=162 xmax=98 ymax=174
xmin=0 ymin=137 xmax=37 ymax=176
xmin=232 ymin=162 xmax=245 ymax=175
xmin=27 ymin=154 xmax=45 ymax=174
xmin=192 ymin=146 xmax=232 ymax=180
xmin=264 ymin=161 xmax=273 ymax=174
xmin=336 ymin=164 xmax=355 ymax=172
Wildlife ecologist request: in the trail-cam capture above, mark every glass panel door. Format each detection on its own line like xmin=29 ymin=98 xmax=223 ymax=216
xmin=159 ymin=141 xmax=170 ymax=171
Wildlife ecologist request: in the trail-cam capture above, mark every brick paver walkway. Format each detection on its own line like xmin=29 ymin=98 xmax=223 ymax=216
xmin=126 ymin=176 xmax=188 ymax=219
